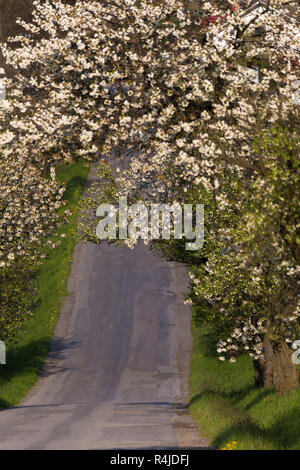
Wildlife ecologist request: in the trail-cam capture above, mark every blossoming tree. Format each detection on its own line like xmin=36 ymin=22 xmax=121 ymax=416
xmin=1 ymin=0 xmax=299 ymax=390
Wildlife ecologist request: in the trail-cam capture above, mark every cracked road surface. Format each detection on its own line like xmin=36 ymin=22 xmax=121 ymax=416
xmin=0 ymin=241 xmax=209 ymax=449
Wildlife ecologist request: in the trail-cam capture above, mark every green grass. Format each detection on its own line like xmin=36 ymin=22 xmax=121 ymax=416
xmin=189 ymin=322 xmax=300 ymax=450
xmin=0 ymin=160 xmax=90 ymax=409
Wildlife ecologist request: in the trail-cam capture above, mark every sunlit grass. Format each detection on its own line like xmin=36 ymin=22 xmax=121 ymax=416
xmin=189 ymin=322 xmax=300 ymax=450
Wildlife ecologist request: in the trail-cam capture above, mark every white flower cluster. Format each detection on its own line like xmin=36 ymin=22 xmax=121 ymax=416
xmin=0 ymin=156 xmax=64 ymax=267
xmin=217 ymin=320 xmax=265 ymax=362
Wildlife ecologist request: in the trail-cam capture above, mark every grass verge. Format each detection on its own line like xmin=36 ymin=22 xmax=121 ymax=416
xmin=0 ymin=160 xmax=90 ymax=409
xmin=189 ymin=321 xmax=300 ymax=450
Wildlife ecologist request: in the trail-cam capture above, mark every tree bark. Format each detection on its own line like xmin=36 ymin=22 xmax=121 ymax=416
xmin=273 ymin=341 xmax=299 ymax=395
xmin=253 ymin=358 xmax=265 ymax=388
xmin=263 ymin=332 xmax=274 ymax=388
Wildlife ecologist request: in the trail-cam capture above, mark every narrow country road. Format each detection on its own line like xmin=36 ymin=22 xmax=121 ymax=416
xmin=0 ymin=239 xmax=209 ymax=449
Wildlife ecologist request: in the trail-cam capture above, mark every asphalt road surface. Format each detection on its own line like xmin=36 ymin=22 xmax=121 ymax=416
xmin=0 ymin=229 xmax=209 ymax=449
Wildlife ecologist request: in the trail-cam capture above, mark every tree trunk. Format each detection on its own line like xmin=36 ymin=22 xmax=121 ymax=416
xmin=253 ymin=358 xmax=265 ymax=388
xmin=273 ymin=341 xmax=299 ymax=395
xmin=263 ymin=333 xmax=274 ymax=388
